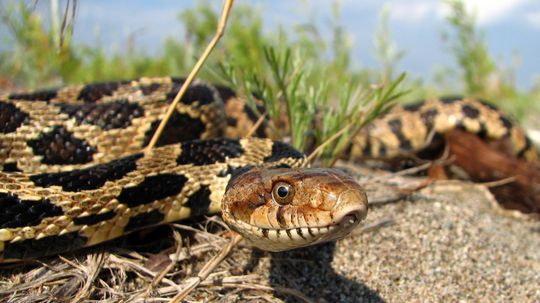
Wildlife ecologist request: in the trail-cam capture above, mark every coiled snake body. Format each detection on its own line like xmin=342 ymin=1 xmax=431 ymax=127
xmin=0 ymin=77 xmax=536 ymax=262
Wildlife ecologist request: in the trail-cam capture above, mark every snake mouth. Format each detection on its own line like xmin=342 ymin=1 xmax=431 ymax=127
xmin=238 ymin=207 xmax=364 ymax=236
xmin=228 ymin=206 xmax=366 ymax=252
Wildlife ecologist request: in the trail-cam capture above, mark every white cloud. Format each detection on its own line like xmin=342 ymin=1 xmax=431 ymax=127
xmin=525 ymin=10 xmax=540 ymax=28
xmin=448 ymin=0 xmax=532 ymax=25
xmin=390 ymin=2 xmax=436 ymax=23
xmin=385 ymin=0 xmax=534 ymax=25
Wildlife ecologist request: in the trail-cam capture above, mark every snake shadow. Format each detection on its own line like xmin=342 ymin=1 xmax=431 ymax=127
xmin=250 ymin=242 xmax=385 ymax=303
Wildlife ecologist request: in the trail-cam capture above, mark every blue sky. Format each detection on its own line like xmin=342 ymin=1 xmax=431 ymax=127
xmin=8 ymin=0 xmax=540 ymax=90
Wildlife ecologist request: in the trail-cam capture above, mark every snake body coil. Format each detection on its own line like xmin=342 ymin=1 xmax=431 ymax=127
xmin=0 ymin=77 xmax=536 ymax=262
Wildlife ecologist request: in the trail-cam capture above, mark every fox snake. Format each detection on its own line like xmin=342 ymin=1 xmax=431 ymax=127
xmin=0 ymin=76 xmax=536 ymax=262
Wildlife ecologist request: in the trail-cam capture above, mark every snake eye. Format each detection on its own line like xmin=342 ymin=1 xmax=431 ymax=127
xmin=272 ymin=182 xmax=294 ymax=205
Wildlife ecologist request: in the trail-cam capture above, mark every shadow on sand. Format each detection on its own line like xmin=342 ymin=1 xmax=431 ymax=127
xmin=249 ymin=241 xmax=385 ymax=303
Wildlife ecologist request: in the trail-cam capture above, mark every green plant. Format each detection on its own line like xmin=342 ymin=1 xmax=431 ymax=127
xmin=444 ymin=0 xmax=496 ymax=96
xmin=218 ymin=44 xmax=407 ymax=165
xmin=442 ymin=0 xmax=538 ymax=120
xmin=374 ymin=5 xmax=405 ymax=84
xmin=0 ymin=1 xmax=81 ymax=87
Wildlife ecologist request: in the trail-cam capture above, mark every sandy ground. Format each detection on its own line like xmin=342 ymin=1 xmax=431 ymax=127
xmin=1 ymin=173 xmax=539 ymax=302
xmin=247 ymin=179 xmax=540 ymax=302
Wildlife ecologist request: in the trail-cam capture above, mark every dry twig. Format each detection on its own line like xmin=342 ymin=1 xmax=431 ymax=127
xmin=145 ymin=0 xmax=235 ymax=152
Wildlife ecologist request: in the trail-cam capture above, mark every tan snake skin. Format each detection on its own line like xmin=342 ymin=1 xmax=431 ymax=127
xmin=0 ymin=77 xmax=368 ymax=262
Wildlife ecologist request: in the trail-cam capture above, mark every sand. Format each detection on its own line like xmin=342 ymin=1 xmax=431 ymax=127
xmin=250 ymin=179 xmax=540 ymax=302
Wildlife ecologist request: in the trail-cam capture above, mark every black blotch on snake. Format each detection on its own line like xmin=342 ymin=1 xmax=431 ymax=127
xmin=499 ymin=115 xmax=513 ymax=137
xmin=3 ymin=231 xmax=87 ymax=260
xmin=0 ymin=101 xmax=30 ymax=134
xmin=30 ymin=154 xmax=142 ymax=192
xmin=419 ymin=108 xmax=439 ymax=130
xmin=461 ymin=104 xmax=480 ymax=119
xmin=73 ymin=211 xmax=116 ymax=226
xmin=440 ymin=96 xmax=462 ymax=104
xmin=517 ymin=137 xmax=534 ymax=159
xmin=30 ymin=153 xmax=143 ymax=192
xmin=140 ymin=82 xmax=166 ymax=95
xmin=177 ymin=138 xmax=244 ymax=165
xmin=166 ymin=81 xmax=217 ymax=106
xmin=59 ymin=101 xmax=144 ymax=130
xmin=125 ymin=210 xmax=165 ymax=232
xmin=184 ymin=185 xmax=212 ymax=217
xmin=403 ymin=102 xmax=424 ymax=112
xmin=388 ymin=118 xmax=413 ymax=151
xmin=144 ymin=112 xmax=207 ymax=147
xmin=264 ymin=141 xmax=305 ymax=163
xmin=77 ymin=80 xmax=130 ymax=102
xmin=117 ymin=174 xmax=188 ymax=208
xmin=0 ymin=192 xmax=64 ymax=229
xmin=2 ymin=162 xmax=21 ymax=172
xmin=8 ymin=89 xmax=58 ymax=101
xmin=477 ymin=98 xmax=499 ymax=110
xmin=27 ymin=126 xmax=97 ymax=165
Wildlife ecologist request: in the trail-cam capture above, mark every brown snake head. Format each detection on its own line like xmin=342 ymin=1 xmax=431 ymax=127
xmin=222 ymin=167 xmax=368 ymax=251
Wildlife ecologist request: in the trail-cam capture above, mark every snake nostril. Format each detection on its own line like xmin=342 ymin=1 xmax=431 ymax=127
xmin=340 ymin=212 xmax=359 ymax=229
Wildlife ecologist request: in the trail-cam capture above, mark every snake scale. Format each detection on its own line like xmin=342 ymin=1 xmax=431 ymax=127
xmin=0 ymin=76 xmax=537 ymax=262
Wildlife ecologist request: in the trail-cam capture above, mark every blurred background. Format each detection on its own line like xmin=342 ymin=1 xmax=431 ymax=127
xmin=1 ymin=0 xmax=539 ymax=126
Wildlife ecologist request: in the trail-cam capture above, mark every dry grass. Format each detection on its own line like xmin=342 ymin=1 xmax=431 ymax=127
xmin=0 ymin=218 xmax=312 ymax=302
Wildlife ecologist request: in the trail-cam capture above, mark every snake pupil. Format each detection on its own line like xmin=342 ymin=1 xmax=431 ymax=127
xmin=277 ymin=186 xmax=288 ymax=198
xmin=272 ymin=182 xmax=294 ymax=204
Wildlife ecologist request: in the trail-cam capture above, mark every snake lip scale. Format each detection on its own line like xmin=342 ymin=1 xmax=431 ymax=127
xmin=228 ymin=212 xmax=364 ymax=251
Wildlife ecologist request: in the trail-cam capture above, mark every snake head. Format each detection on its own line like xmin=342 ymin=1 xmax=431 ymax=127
xmin=222 ymin=167 xmax=368 ymax=251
